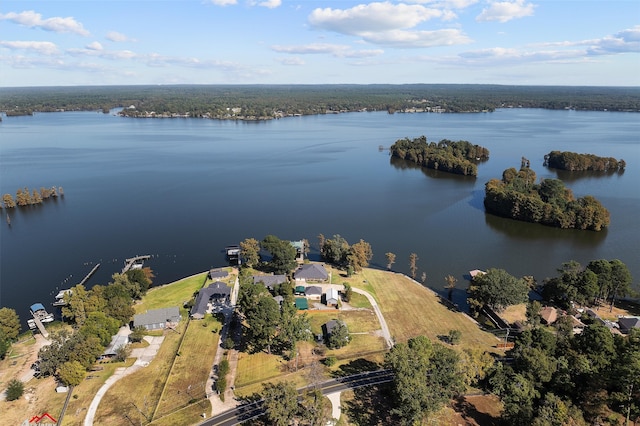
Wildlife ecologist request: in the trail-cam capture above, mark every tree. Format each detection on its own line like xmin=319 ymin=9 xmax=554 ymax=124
xmin=261 ymin=235 xmax=297 ymax=274
xmin=444 ymin=275 xmax=457 ymax=301
xmin=342 ymin=283 xmax=353 ymax=303
xmin=385 ymin=335 xmax=464 ymax=425
xmin=5 ymin=379 xmax=24 ymax=401
xmin=126 ymin=268 xmax=152 ymax=296
xmin=321 ymin=234 xmax=350 ymax=266
xmin=447 ymin=329 xmax=461 ymax=345
xmin=385 ymin=252 xmax=396 ymax=270
xmin=240 ymin=237 xmax=261 ymax=267
xmin=459 ymin=348 xmax=494 ymax=387
xmin=526 ymin=300 xmax=542 ymax=327
xmin=467 ymin=268 xmax=529 ymax=313
xmin=244 ymin=295 xmax=280 ymax=353
xmin=300 ymin=388 xmax=331 ymax=426
xmin=608 ymin=259 xmax=633 ymax=311
xmin=2 ymin=193 xmax=16 ymax=208
xmin=327 ymin=320 xmax=350 ymax=349
xmin=348 ymin=239 xmax=373 ymax=273
xmin=0 ymin=329 xmax=10 ymax=359
xmin=58 ymin=360 xmax=86 ymax=386
xmin=0 ymin=307 xmax=21 ymax=341
xmin=409 ymin=253 xmax=418 ymax=279
xmin=261 ymin=381 xmax=299 ymax=426
xmin=129 ymin=326 xmax=146 ymax=343
xmin=114 ymin=344 xmax=131 ymax=362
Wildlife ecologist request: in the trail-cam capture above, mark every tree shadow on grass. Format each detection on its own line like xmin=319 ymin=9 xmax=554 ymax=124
xmin=332 ymin=358 xmax=381 ymax=378
xmin=341 ymin=383 xmax=395 ymax=426
xmin=452 ymin=395 xmax=502 ymax=426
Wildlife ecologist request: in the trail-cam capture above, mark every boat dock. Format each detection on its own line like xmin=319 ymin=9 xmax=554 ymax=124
xmin=121 ymin=255 xmax=151 ymax=273
xmin=28 ymin=303 xmax=53 ymax=338
xmin=78 ymin=263 xmax=101 ymax=286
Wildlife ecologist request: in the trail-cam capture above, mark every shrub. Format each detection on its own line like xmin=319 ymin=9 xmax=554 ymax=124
xmin=448 ymin=329 xmax=461 ymax=345
xmin=6 ymin=379 xmax=24 ymax=401
xmin=324 ymin=356 xmax=337 ymax=367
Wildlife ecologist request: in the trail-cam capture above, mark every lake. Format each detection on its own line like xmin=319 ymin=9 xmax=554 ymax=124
xmin=1 ymin=108 xmax=639 ymax=325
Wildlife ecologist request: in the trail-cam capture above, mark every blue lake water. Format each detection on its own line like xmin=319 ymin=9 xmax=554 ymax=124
xmin=1 ymin=108 xmax=639 ymax=324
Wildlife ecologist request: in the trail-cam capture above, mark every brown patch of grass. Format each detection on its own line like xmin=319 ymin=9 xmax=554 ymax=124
xmin=153 ymin=316 xmax=221 ymax=418
xmin=500 ymin=303 xmax=527 ymax=325
xmin=94 ymin=324 xmax=185 ymax=425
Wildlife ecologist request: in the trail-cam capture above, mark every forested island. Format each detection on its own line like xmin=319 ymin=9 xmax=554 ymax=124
xmin=484 ymin=166 xmax=610 ymax=231
xmin=389 ymin=136 xmax=489 ymax=177
xmin=545 ymin=150 xmax=627 ymax=172
xmin=1 ymin=84 xmax=639 ymax=118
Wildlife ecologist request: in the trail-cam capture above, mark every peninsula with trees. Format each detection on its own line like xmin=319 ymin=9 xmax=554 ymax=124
xmin=1 ymin=233 xmax=638 ymax=425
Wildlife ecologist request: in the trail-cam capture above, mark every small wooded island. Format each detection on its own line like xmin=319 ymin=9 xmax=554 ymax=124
xmin=389 ymin=136 xmax=489 ymax=177
xmin=545 ymin=150 xmax=626 ymax=172
xmin=484 ymin=166 xmax=610 ymax=231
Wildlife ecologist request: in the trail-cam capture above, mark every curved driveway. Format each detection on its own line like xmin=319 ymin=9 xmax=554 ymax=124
xmin=351 ymin=287 xmax=393 ymax=349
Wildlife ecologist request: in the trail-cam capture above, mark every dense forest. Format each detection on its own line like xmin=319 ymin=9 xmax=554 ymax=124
xmin=1 ymin=85 xmax=639 ymax=118
xmin=389 ymin=136 xmax=489 ymax=177
xmin=484 ymin=166 xmax=610 ymax=231
xmin=545 ymin=151 xmax=627 ymax=172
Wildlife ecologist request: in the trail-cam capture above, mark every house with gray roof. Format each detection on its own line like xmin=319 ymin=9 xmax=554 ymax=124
xmin=190 ymin=282 xmax=232 ymax=319
xmin=618 ymin=316 xmax=640 ymax=334
xmin=294 ymin=263 xmax=328 ymax=282
xmin=305 ymin=285 xmax=323 ymax=300
xmin=133 ymin=306 xmax=181 ymax=330
xmin=209 ymin=268 xmax=229 ymax=280
xmin=102 ymin=334 xmax=129 ymax=357
xmin=253 ymin=274 xmax=287 ymax=291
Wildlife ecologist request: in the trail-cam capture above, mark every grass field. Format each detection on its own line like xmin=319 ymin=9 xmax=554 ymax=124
xmin=355 ymin=268 xmax=501 ymax=352
xmin=153 ymin=315 xmax=221 ymax=418
xmin=134 ymin=272 xmax=208 ymax=315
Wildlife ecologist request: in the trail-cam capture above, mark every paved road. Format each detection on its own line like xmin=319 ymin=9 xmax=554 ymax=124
xmin=197 ymin=370 xmax=394 ymax=426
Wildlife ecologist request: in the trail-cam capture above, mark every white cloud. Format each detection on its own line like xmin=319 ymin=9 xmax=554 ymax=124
xmin=258 ymin=0 xmax=282 ymax=8
xmin=359 ymin=29 xmax=472 ymax=47
xmin=0 ymin=10 xmax=90 ymax=36
xmin=271 ymin=43 xmax=384 ymax=58
xmin=0 ymin=40 xmax=59 ymax=55
xmin=86 ymin=42 xmax=104 ymax=51
xmin=106 ymin=31 xmax=135 ymax=43
xmin=209 ymin=0 xmax=238 ymax=5
xmin=405 ymin=0 xmax=479 ymax=9
xmin=277 ymin=57 xmax=305 ymax=66
xmin=308 ymin=2 xmax=467 ymax=48
xmin=309 ymin=2 xmax=444 ymax=34
xmin=67 ymin=46 xmax=137 ymax=60
xmin=476 ymin=0 xmax=535 ymax=23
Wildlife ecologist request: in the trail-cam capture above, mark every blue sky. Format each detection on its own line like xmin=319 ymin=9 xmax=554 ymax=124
xmin=1 ymin=0 xmax=638 ymax=87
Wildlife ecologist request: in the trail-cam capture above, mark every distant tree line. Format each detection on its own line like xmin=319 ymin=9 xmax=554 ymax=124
xmin=2 ymin=85 xmax=639 ymax=118
xmin=545 ymin=150 xmax=626 ymax=172
xmin=389 ymin=136 xmax=489 ymax=177
xmin=2 ymin=186 xmax=64 ymax=208
xmin=484 ymin=166 xmax=610 ymax=230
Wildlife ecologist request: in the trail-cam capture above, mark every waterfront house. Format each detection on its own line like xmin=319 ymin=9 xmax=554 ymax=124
xmin=253 ymin=274 xmax=288 ymax=292
xmin=102 ymin=334 xmax=129 ymax=357
xmin=294 ymin=263 xmax=328 ymax=282
xmin=190 ymin=282 xmax=232 ymax=319
xmin=618 ymin=316 xmax=640 ymax=334
xmin=133 ymin=306 xmax=181 ymax=330
xmin=209 ymin=268 xmax=229 ymax=280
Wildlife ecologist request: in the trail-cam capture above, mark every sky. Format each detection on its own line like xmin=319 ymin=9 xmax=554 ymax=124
xmin=0 ymin=0 xmax=639 ymax=87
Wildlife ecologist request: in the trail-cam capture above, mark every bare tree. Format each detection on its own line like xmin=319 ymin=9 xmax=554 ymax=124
xmin=409 ymin=253 xmax=418 ymax=279
xmin=385 ymin=252 xmax=396 ymax=271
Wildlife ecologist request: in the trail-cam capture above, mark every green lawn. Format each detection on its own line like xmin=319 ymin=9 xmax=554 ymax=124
xmin=135 ymin=272 xmax=209 ymax=314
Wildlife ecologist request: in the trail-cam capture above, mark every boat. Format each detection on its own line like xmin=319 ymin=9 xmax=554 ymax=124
xmin=53 ymin=289 xmax=73 ymax=306
xmin=30 ymin=303 xmax=54 ymax=323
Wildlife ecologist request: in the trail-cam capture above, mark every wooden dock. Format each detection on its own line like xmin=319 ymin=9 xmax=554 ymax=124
xmin=78 ymin=263 xmax=101 ymax=286
xmin=121 ymin=255 xmax=151 ymax=273
xmin=30 ymin=316 xmax=49 ymax=339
